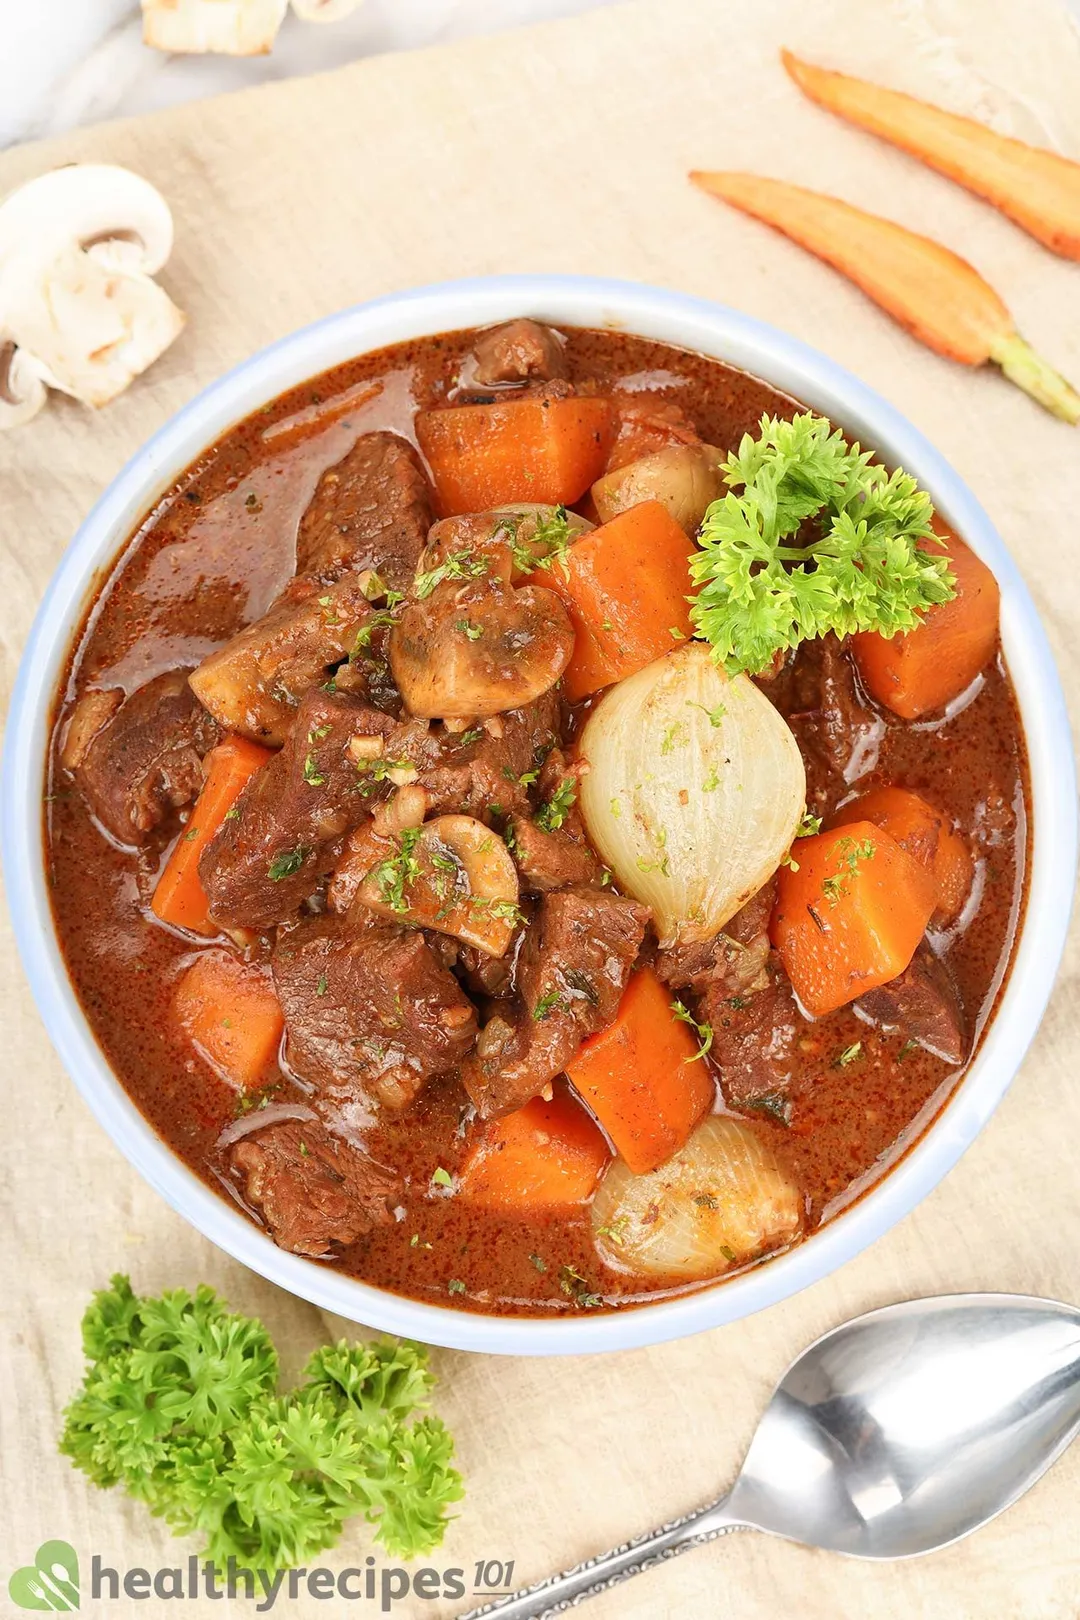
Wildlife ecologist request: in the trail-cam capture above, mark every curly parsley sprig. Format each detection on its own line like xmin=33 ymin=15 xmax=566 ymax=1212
xmin=690 ymin=413 xmax=955 ymax=676
xmin=60 ymin=1275 xmax=462 ymax=1573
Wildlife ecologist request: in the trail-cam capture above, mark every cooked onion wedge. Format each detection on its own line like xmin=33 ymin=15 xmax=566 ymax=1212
xmin=592 ymin=1116 xmax=802 ymax=1279
xmin=577 ymin=642 xmax=805 ymax=945
xmin=591 ymin=443 xmax=724 ymax=536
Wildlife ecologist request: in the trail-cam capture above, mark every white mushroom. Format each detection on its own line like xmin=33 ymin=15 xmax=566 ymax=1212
xmin=0 ymin=165 xmax=184 ymax=429
xmin=141 ymin=0 xmax=363 ymax=54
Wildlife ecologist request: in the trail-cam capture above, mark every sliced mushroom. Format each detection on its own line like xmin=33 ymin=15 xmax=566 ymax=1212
xmin=142 ymin=0 xmax=289 ymax=52
xmin=389 ymin=575 xmax=574 ymax=720
xmin=419 ymin=503 xmax=593 ymax=588
xmin=591 ymin=443 xmax=725 ymax=536
xmin=356 ymin=815 xmax=521 ymax=957
xmin=0 ymin=164 xmax=184 ymax=428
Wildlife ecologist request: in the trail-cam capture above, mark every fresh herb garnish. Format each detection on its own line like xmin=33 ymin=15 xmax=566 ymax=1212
xmin=414 ymin=550 xmax=489 ymax=600
xmin=533 ymin=988 xmax=566 ymax=1021
xmin=372 ymin=826 xmax=424 ymax=915
xmin=690 ymin=412 xmax=955 ymax=676
xmin=455 ymin=619 xmax=484 ymax=641
xmin=509 ymin=505 xmax=574 ymax=576
xmin=558 ymin=1265 xmax=602 ymax=1310
xmin=836 ymin=1041 xmax=863 ymax=1067
xmin=447 ymin=1279 xmax=467 ymax=1296
xmin=796 ymin=810 xmax=823 ymax=838
xmin=268 ymin=845 xmax=310 ymax=881
xmin=689 ymin=701 xmax=727 ymax=727
xmin=303 ymin=752 xmax=326 ymax=786
xmin=353 ymin=609 xmax=400 ymax=653
xmin=528 ymin=1252 xmax=548 ymax=1272
xmin=59 ymin=1275 xmax=462 ymax=1572
xmin=430 ymin=1166 xmax=453 ymax=1190
xmin=671 ymin=998 xmax=714 ymax=1061
xmin=536 ymin=776 xmax=577 ymax=833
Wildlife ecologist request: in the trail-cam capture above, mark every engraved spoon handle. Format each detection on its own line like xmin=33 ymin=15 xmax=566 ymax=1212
xmin=459 ymin=1496 xmax=748 ymax=1620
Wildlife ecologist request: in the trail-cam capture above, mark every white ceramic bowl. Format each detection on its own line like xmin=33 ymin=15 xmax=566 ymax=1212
xmin=3 ymin=276 xmax=1075 ymax=1356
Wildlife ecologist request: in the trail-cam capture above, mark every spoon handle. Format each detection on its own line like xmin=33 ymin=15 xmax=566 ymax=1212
xmin=458 ymin=1496 xmax=746 ymax=1620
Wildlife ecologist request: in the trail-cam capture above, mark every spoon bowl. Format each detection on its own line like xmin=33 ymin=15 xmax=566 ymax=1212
xmin=463 ymin=1293 xmax=1080 ymax=1619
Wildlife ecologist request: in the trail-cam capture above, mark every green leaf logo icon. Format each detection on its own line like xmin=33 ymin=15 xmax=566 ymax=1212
xmin=8 ymin=1541 xmax=80 ymax=1610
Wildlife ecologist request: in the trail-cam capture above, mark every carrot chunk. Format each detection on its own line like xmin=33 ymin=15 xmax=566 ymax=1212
xmin=536 ymin=500 xmax=696 ymax=701
xmin=174 ymin=951 xmax=284 ymax=1090
xmin=416 ymin=396 xmax=615 ymax=515
xmin=852 ymin=527 xmax=1000 ymax=719
xmin=771 ymin=822 xmax=936 ymax=1017
xmin=782 ymin=51 xmax=1080 ymax=261
xmin=458 ymin=1085 xmax=610 ymax=1211
xmin=831 ymin=785 xmax=972 ymax=921
xmin=567 ymin=967 xmax=714 ymax=1174
xmin=152 ymin=734 xmax=273 ymax=935
xmin=690 ymin=170 xmax=1080 ymax=422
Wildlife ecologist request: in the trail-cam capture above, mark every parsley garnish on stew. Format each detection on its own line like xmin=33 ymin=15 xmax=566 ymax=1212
xmin=372 ymin=826 xmax=424 ymax=915
xmin=535 ymin=775 xmax=577 ymax=833
xmin=414 ymin=550 xmax=489 ymax=600
xmin=268 ymin=845 xmax=311 ymax=881
xmin=670 ymin=998 xmax=714 ymax=1061
xmin=691 ymin=412 xmax=955 ymax=676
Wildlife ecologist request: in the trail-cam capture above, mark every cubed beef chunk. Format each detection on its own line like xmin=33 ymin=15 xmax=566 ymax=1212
xmin=855 ymin=941 xmax=967 ymax=1065
xmin=471 ymin=320 xmax=569 ymax=387
xmin=657 ymin=880 xmax=775 ymax=999
xmin=295 ymin=432 xmax=432 ymax=590
xmin=510 ymin=814 xmax=601 ymax=892
xmin=775 ymin=633 xmax=884 ymax=786
xmin=702 ymin=966 xmax=804 ymax=1113
xmin=419 ymin=691 xmax=561 ymax=820
xmin=272 ymin=913 xmax=478 ymax=1110
xmin=230 ymin=1118 xmax=399 ymax=1256
xmin=464 ymin=886 xmax=649 ymax=1116
xmin=606 ymin=394 xmax=700 ymax=472
xmin=70 ymin=670 xmax=218 ymax=846
xmin=199 ymin=687 xmax=398 ymax=929
xmin=189 ymin=573 xmax=373 ymax=746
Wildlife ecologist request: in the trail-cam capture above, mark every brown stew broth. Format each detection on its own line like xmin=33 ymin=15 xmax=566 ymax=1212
xmin=47 ymin=327 xmax=1029 ymax=1315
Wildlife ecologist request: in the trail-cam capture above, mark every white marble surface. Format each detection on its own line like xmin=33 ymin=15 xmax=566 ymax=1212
xmin=0 ymin=0 xmax=627 ymax=149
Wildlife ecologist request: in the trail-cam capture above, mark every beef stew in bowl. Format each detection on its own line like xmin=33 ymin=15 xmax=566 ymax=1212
xmin=43 ymin=314 xmax=1031 ymax=1320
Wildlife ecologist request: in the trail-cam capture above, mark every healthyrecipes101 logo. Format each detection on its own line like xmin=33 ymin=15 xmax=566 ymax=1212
xmin=9 ymin=1541 xmax=80 ymax=1611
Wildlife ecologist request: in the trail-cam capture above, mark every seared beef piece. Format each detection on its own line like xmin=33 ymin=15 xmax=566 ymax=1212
xmin=419 ymin=691 xmax=561 ymax=820
xmin=703 ymin=966 xmax=804 ymax=1112
xmin=471 ymin=320 xmax=569 ymax=387
xmin=189 ymin=573 xmax=374 ymax=746
xmin=856 ymin=942 xmax=967 ymax=1065
xmin=199 ymin=686 xmax=398 ymax=929
xmin=273 ymin=913 xmax=478 ymax=1110
xmin=778 ymin=634 xmax=884 ymax=785
xmin=657 ymin=880 xmax=776 ymax=999
xmin=510 ymin=814 xmax=601 ymax=892
xmin=295 ymin=432 xmax=432 ymax=591
xmin=464 ymin=886 xmax=649 ymax=1116
xmin=70 ymin=670 xmax=218 ymax=846
xmin=230 ymin=1118 xmax=399 ymax=1256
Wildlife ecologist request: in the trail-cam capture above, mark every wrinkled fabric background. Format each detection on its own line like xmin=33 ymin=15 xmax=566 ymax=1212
xmin=2 ymin=1 xmax=1079 ymax=1615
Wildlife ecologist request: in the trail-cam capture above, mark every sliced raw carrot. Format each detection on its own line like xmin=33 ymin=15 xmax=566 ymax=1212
xmin=852 ymin=526 xmax=1000 ymax=719
xmin=174 ymin=951 xmax=284 ymax=1090
xmin=152 ymin=734 xmax=273 ymax=935
xmin=830 ymin=785 xmax=973 ymax=921
xmin=782 ymin=51 xmax=1080 ymax=261
xmin=771 ymin=822 xmax=936 ymax=1016
xmin=458 ymin=1085 xmax=610 ymax=1211
xmin=567 ymin=967 xmax=714 ymax=1174
xmin=416 ymin=396 xmax=616 ymax=515
xmin=535 ymin=499 xmax=696 ymax=701
xmin=689 ymin=170 xmax=1080 ymax=423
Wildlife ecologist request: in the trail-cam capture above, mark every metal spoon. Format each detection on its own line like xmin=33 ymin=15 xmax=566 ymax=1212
xmin=462 ymin=1293 xmax=1080 ymax=1620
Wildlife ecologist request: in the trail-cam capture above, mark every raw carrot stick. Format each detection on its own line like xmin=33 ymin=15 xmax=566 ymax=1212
xmin=458 ymin=1085 xmax=610 ymax=1211
xmin=782 ymin=51 xmax=1080 ymax=261
xmin=771 ymin=822 xmax=937 ymax=1016
xmin=152 ymin=734 xmax=273 ymax=935
xmin=174 ymin=952 xmax=284 ymax=1090
xmin=689 ymin=170 xmax=1080 ymax=424
xmin=829 ymin=785 xmax=973 ymax=921
xmin=566 ymin=967 xmax=714 ymax=1175
xmin=535 ymin=499 xmax=696 ymax=701
xmin=416 ymin=396 xmax=616 ymax=515
xmin=851 ymin=525 xmax=1000 ymax=719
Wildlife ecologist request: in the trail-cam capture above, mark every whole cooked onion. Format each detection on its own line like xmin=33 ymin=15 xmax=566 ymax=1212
xmin=577 ymin=642 xmax=805 ymax=946
xmin=591 ymin=443 xmax=724 ymax=536
xmin=591 ymin=1115 xmax=802 ymax=1279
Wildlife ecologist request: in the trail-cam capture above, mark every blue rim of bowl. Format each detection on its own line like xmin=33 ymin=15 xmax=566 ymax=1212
xmin=2 ymin=274 xmax=1076 ymax=1355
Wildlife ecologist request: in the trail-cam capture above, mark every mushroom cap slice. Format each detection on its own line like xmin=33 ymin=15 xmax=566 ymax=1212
xmin=389 ymin=578 xmax=574 ymax=720
xmin=357 ymin=816 xmax=521 ymax=957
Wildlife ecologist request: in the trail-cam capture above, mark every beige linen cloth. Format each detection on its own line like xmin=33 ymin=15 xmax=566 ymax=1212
xmin=2 ymin=1 xmax=1080 ymax=1615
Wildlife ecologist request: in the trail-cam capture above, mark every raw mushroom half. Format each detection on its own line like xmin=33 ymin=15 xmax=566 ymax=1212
xmin=142 ymin=0 xmax=363 ymax=54
xmin=0 ymin=164 xmax=184 ymax=430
